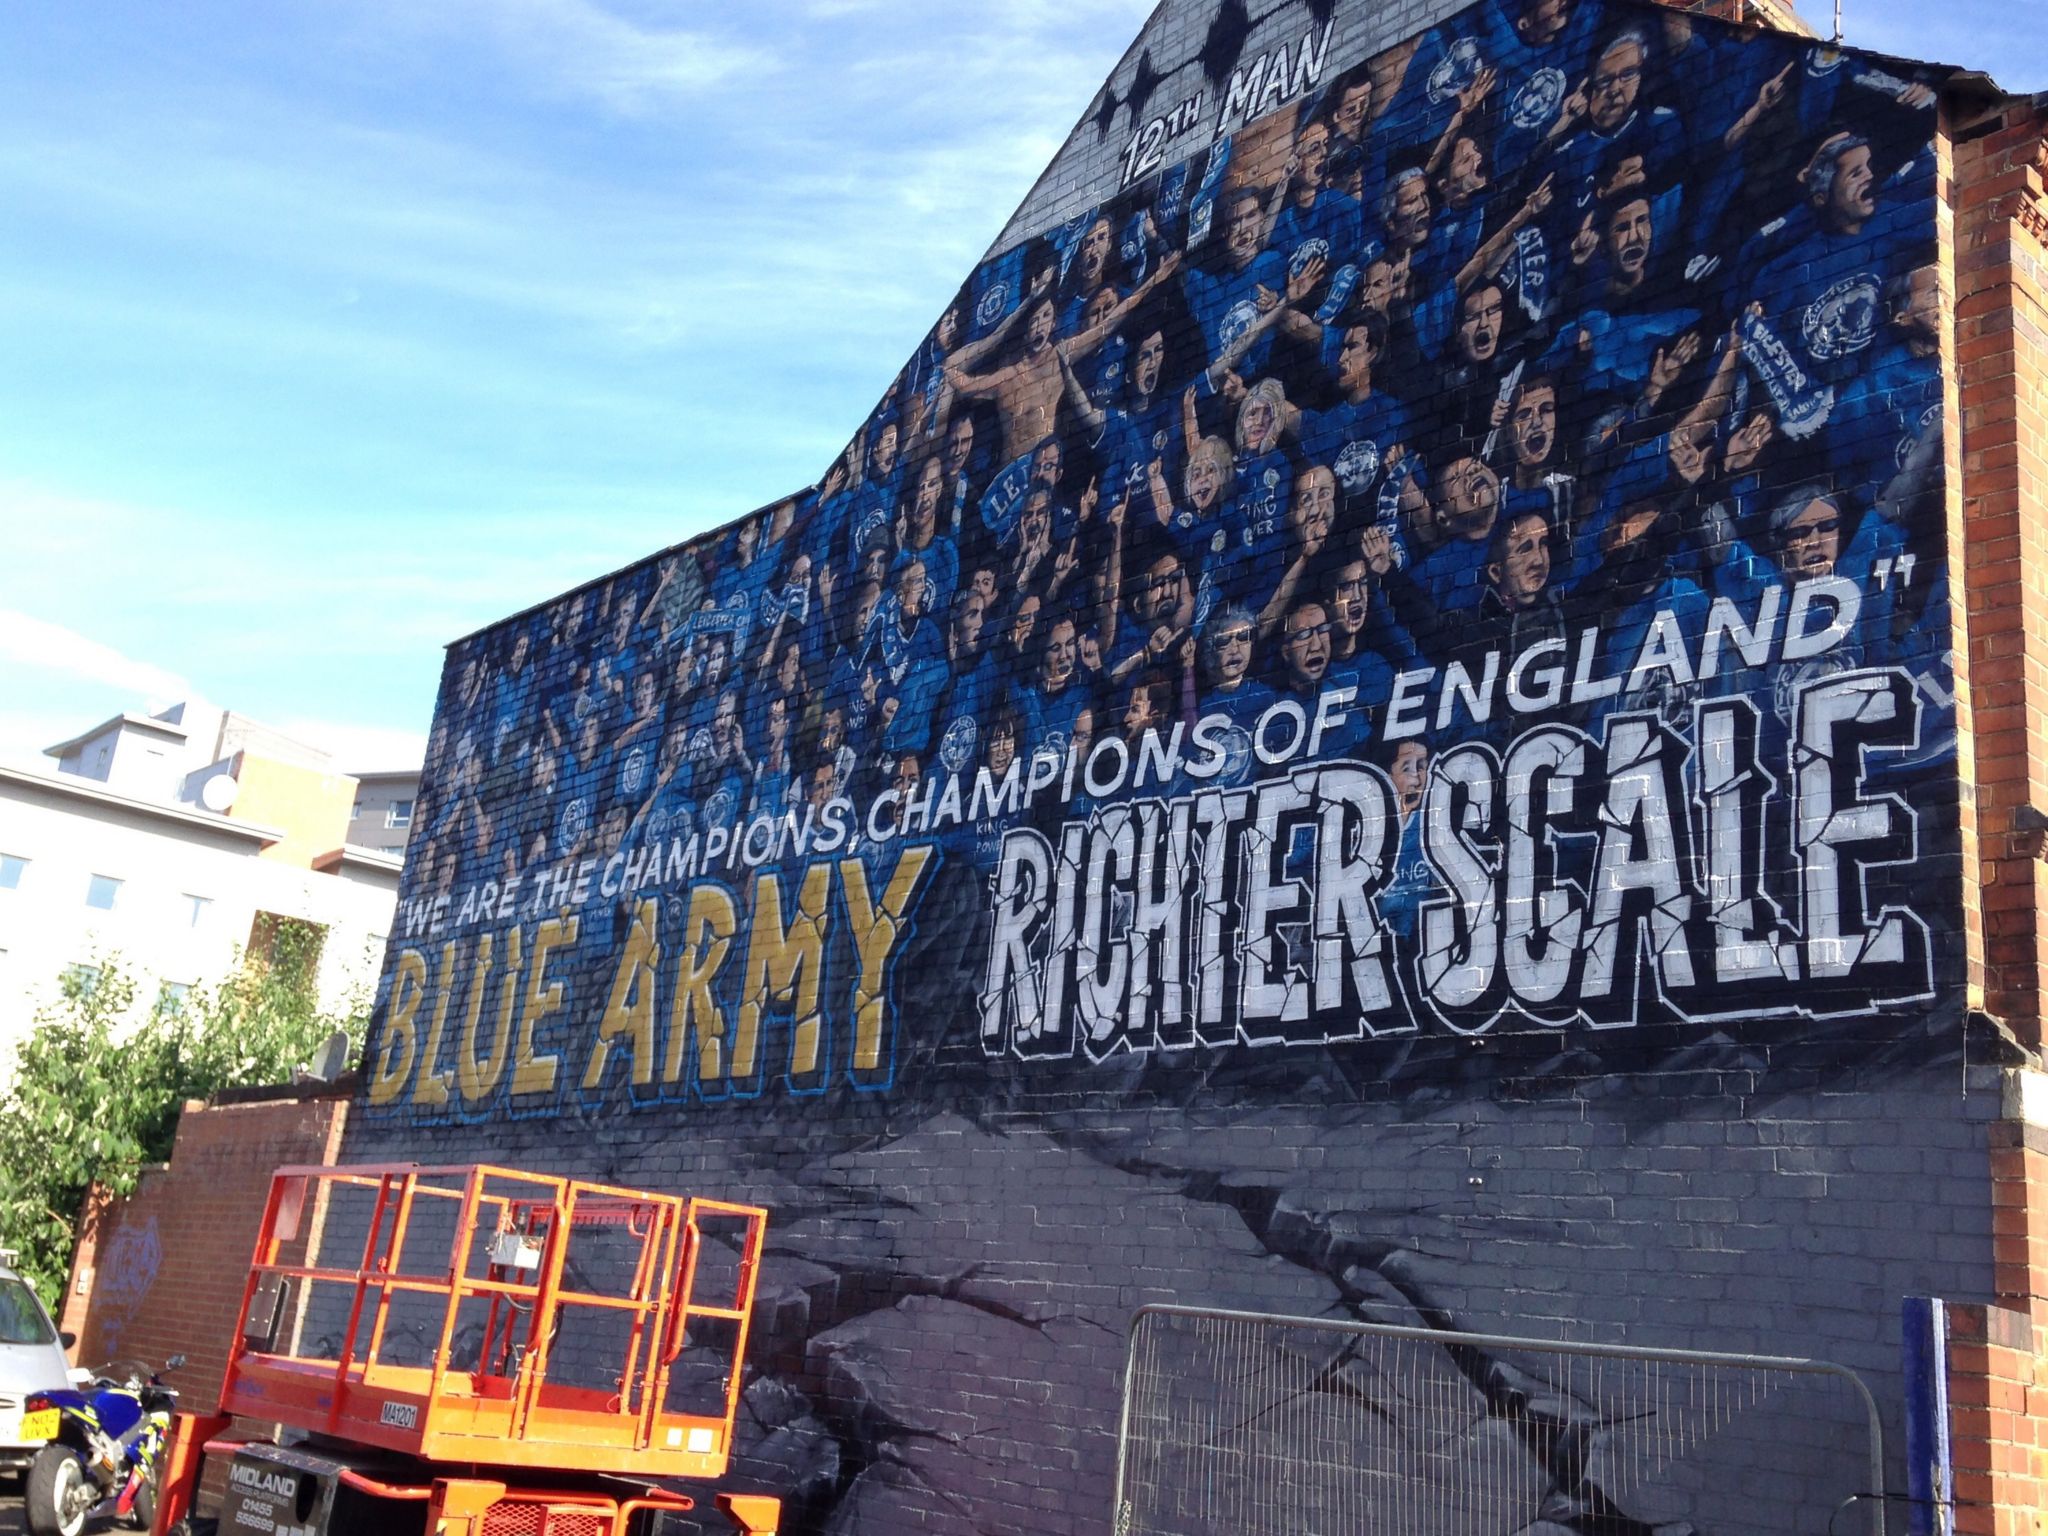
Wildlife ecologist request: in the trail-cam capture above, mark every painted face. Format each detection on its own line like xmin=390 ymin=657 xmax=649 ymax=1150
xmin=1517 ymin=0 xmax=1570 ymax=45
xmin=820 ymin=708 xmax=846 ymax=754
xmin=1043 ymin=621 xmax=1078 ymax=690
xmin=1330 ymin=562 xmax=1370 ymax=634
xmin=1010 ymin=595 xmax=1041 ymax=650
xmin=896 ymin=561 xmax=927 ymax=617
xmin=936 ymin=305 xmax=961 ymax=351
xmin=1438 ymin=457 xmax=1500 ymax=539
xmin=610 ymin=603 xmax=633 ymax=648
xmin=1458 ymin=286 xmax=1505 ymax=363
xmin=1071 ymin=707 xmax=1096 ymax=760
xmin=913 ymin=457 xmax=944 ymax=525
xmin=1332 ymin=81 xmax=1373 ymax=143
xmin=873 ymin=423 xmax=900 ymax=476
xmin=778 ymin=643 xmax=803 ymax=688
xmin=892 ymin=755 xmax=921 ymax=798
xmin=1780 ymin=498 xmax=1843 ymax=579
xmin=1020 ymin=492 xmax=1053 ymax=546
xmin=1186 ymin=446 xmax=1227 ymax=513
xmin=1389 ymin=176 xmax=1433 ymax=248
xmin=1240 ymin=396 xmax=1277 ymax=452
xmin=1512 ymin=386 xmax=1558 ymax=467
xmin=1085 ymin=285 xmax=1119 ymax=331
xmin=1134 ymin=330 xmax=1166 ymax=395
xmin=945 ymin=416 xmax=975 ymax=476
xmin=1281 ymin=605 xmax=1332 ymax=686
xmin=1136 ymin=557 xmax=1185 ymax=624
xmin=1337 ymin=327 xmax=1377 ymax=394
xmin=1443 ymin=135 xmax=1486 ymax=204
xmin=1225 ymin=193 xmax=1265 ymax=269
xmin=633 ymin=669 xmax=658 ymax=718
xmin=1212 ymin=620 xmax=1254 ymax=685
xmin=1081 ymin=218 xmax=1113 ymax=280
xmin=853 ymin=583 xmax=882 ymax=638
xmin=703 ymin=638 xmax=729 ymax=688
xmin=1590 ymin=39 xmax=1645 ymax=133
xmin=970 ymin=567 xmax=998 ymax=604
xmin=1493 ymin=514 xmax=1553 ymax=609
xmin=1360 ymin=261 xmax=1397 ymax=317
xmin=1292 ymin=468 xmax=1336 ymax=547
xmin=1032 ymin=440 xmax=1063 ymax=487
xmin=1389 ymin=741 xmax=1429 ymax=817
xmin=1607 ymin=199 xmax=1653 ymax=280
xmin=810 ymin=765 xmax=839 ymax=809
xmin=509 ymin=630 xmax=531 ymax=671
xmin=1296 ymin=122 xmax=1331 ymax=190
xmin=767 ymin=696 xmax=788 ymax=742
xmin=956 ymin=593 xmax=987 ymax=649
xmin=1831 ymin=145 xmax=1877 ymax=225
xmin=987 ymin=722 xmax=1016 ymax=777
xmin=1026 ymin=299 xmax=1057 ymax=352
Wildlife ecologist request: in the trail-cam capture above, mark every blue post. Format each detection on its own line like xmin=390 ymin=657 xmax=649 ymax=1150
xmin=1901 ymin=1296 xmax=1952 ymax=1536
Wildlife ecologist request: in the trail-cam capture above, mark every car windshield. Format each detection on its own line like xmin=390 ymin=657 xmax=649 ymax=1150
xmin=0 ymin=1279 xmax=55 ymax=1346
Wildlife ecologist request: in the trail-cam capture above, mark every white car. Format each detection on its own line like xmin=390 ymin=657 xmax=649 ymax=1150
xmin=0 ymin=1264 xmax=74 ymax=1475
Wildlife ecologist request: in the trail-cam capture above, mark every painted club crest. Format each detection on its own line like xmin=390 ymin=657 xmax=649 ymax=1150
xmin=1803 ymin=274 xmax=1882 ymax=362
xmin=1511 ymin=67 xmax=1569 ymax=130
xmin=1219 ymin=298 xmax=1263 ymax=352
xmin=940 ymin=714 xmax=980 ymax=775
xmin=1427 ymin=36 xmax=1483 ymax=105
xmin=1335 ymin=438 xmax=1383 ymax=492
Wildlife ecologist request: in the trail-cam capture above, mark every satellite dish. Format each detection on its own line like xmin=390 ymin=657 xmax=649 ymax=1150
xmin=307 ymin=1029 xmax=352 ymax=1082
xmin=200 ymin=773 xmax=240 ymax=813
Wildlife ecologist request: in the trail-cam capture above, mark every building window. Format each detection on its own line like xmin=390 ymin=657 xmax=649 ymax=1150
xmin=62 ymin=963 xmax=102 ymax=997
xmin=85 ymin=875 xmax=121 ymax=911
xmin=184 ymin=893 xmax=211 ymax=928
xmin=386 ymin=799 xmax=415 ymax=830
xmin=157 ymin=981 xmax=192 ymax=1015
xmin=0 ymin=854 xmax=24 ymax=889
xmin=351 ymin=799 xmax=365 ymax=820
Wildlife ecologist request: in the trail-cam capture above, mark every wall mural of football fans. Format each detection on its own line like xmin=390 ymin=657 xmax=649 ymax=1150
xmin=366 ymin=0 xmax=1953 ymax=1121
xmin=344 ymin=1 xmax=1980 ymax=1528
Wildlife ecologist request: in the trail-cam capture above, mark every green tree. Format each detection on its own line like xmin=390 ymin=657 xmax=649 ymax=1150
xmin=0 ymin=927 xmax=367 ymax=1304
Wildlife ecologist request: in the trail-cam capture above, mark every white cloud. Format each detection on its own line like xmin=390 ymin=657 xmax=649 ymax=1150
xmin=388 ymin=0 xmax=772 ymax=115
xmin=0 ymin=609 xmax=198 ymax=714
xmin=271 ymin=717 xmax=429 ymax=774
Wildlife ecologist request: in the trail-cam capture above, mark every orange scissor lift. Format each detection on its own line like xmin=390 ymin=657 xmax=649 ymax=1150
xmin=151 ymin=1163 xmax=782 ymax=1536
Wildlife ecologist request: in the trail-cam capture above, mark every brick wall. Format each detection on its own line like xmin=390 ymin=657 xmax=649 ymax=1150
xmin=60 ymin=1089 xmax=351 ymax=1406
xmin=338 ymin=0 xmax=2031 ymax=1529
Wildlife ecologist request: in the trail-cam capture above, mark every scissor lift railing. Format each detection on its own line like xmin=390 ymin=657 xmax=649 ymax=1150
xmin=218 ymin=1163 xmax=768 ymax=1481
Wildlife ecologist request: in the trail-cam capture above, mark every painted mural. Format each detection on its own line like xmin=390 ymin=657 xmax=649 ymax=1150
xmin=365 ymin=0 xmax=1953 ymax=1125
xmin=346 ymin=2 xmax=1980 ymax=1529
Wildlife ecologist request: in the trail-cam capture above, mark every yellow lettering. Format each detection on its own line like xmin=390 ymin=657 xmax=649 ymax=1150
xmin=457 ymin=928 xmax=521 ymax=1104
xmin=413 ymin=941 xmax=459 ymax=1108
xmin=585 ymin=900 xmax=661 ymax=1090
xmin=734 ymin=865 xmax=832 ymax=1080
xmin=840 ymin=847 xmax=935 ymax=1074
xmin=512 ymin=915 xmax=577 ymax=1097
xmin=369 ymin=949 xmax=428 ymax=1105
xmin=667 ymin=885 xmax=737 ymax=1084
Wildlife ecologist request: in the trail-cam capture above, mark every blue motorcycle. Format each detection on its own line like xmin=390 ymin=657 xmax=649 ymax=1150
xmin=21 ymin=1354 xmax=183 ymax=1536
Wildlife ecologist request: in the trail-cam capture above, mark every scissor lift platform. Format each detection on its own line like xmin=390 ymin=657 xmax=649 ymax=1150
xmin=217 ymin=1163 xmax=768 ymax=1479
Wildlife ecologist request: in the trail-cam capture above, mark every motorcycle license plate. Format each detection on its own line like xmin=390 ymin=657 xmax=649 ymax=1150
xmin=18 ymin=1408 xmax=58 ymax=1441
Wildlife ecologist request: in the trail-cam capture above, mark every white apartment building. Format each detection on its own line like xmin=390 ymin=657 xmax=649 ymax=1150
xmin=0 ymin=702 xmax=409 ymax=1054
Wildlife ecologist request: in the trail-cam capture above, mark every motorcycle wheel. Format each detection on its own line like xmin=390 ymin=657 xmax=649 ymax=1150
xmin=25 ymin=1444 xmax=94 ymax=1536
xmin=129 ymin=1477 xmax=156 ymax=1531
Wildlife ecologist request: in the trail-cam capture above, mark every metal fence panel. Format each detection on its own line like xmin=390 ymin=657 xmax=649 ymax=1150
xmin=1116 ymin=1306 xmax=1886 ymax=1536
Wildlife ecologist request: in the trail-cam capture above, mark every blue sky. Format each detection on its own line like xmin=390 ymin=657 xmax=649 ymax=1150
xmin=1 ymin=0 xmax=2041 ymax=770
